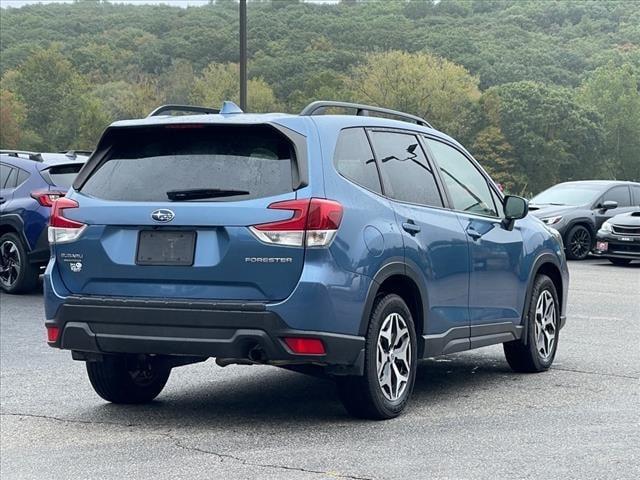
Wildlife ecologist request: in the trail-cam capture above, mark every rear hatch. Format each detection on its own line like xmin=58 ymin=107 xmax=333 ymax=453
xmin=54 ymin=123 xmax=308 ymax=301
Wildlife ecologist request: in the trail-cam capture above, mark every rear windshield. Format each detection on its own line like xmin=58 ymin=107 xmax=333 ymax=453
xmin=80 ymin=125 xmax=296 ymax=202
xmin=41 ymin=164 xmax=84 ymax=188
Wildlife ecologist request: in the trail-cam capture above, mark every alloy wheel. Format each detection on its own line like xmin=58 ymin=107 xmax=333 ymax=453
xmin=0 ymin=240 xmax=21 ymax=289
xmin=376 ymin=312 xmax=412 ymax=401
xmin=534 ymin=290 xmax=557 ymax=359
xmin=569 ymin=228 xmax=590 ymax=258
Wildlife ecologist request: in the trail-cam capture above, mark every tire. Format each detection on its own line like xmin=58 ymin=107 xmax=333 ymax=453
xmin=335 ymin=294 xmax=417 ymax=420
xmin=565 ymin=225 xmax=592 ymax=260
xmin=86 ymin=354 xmax=171 ymax=404
xmin=608 ymin=258 xmax=632 ymax=266
xmin=504 ymin=274 xmax=560 ymax=373
xmin=0 ymin=232 xmax=39 ymax=294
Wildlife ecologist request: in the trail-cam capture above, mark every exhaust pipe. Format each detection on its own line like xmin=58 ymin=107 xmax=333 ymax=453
xmin=215 ymin=345 xmax=267 ymax=367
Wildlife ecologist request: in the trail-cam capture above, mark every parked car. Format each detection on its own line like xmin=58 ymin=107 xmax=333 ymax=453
xmin=0 ymin=150 xmax=88 ymax=293
xmin=593 ymin=210 xmax=640 ymax=265
xmin=529 ymin=180 xmax=640 ymax=260
xmin=44 ymin=101 xmax=568 ymax=419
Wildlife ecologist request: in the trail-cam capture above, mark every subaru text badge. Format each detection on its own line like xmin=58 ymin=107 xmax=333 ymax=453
xmin=151 ymin=209 xmax=175 ymax=222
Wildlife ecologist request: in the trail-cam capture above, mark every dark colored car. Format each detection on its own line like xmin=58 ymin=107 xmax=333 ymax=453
xmin=0 ymin=150 xmax=88 ymax=293
xmin=529 ymin=180 xmax=640 ymax=260
xmin=44 ymin=101 xmax=568 ymax=419
xmin=593 ymin=211 xmax=640 ymax=265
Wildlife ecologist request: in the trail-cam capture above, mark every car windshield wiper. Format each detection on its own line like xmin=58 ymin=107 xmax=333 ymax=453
xmin=166 ymin=188 xmax=250 ymax=201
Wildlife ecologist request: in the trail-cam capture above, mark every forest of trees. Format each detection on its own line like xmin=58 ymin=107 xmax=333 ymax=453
xmin=1 ymin=0 xmax=639 ymax=194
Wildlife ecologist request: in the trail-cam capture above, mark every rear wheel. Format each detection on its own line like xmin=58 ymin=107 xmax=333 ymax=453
xmin=504 ymin=274 xmax=559 ymax=373
xmin=608 ymin=258 xmax=632 ymax=266
xmin=335 ymin=294 xmax=417 ymax=420
xmin=565 ymin=225 xmax=592 ymax=260
xmin=0 ymin=232 xmax=39 ymax=294
xmin=86 ymin=354 xmax=171 ymax=404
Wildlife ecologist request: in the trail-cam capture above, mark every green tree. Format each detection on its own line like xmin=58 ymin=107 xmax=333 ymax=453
xmin=471 ymin=126 xmax=525 ymax=194
xmin=578 ymin=63 xmax=640 ymax=181
xmin=191 ymin=62 xmax=278 ymax=112
xmin=0 ymin=89 xmax=27 ymax=148
xmin=345 ymin=51 xmax=481 ymax=141
xmin=482 ymin=82 xmax=606 ymax=194
xmin=6 ymin=46 xmax=89 ymax=150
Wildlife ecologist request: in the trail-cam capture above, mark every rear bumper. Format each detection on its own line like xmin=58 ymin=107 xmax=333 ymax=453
xmin=46 ymin=296 xmax=365 ymax=374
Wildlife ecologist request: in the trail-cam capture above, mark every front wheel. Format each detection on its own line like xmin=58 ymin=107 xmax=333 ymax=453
xmin=335 ymin=294 xmax=417 ymax=420
xmin=565 ymin=225 xmax=592 ymax=260
xmin=504 ymin=274 xmax=560 ymax=373
xmin=86 ymin=354 xmax=171 ymax=404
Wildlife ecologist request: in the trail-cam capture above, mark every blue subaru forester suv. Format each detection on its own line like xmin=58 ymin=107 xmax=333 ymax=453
xmin=44 ymin=101 xmax=568 ymax=419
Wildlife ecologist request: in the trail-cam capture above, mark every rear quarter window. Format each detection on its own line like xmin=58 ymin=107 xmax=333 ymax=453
xmin=80 ymin=125 xmax=297 ymax=202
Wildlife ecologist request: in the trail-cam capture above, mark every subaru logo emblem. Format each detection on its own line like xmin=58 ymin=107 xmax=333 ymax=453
xmin=151 ymin=209 xmax=175 ymax=222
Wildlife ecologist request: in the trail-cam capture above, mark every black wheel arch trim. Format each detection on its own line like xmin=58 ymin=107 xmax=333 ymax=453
xmin=0 ymin=214 xmax=31 ymax=252
xmin=358 ymin=258 xmax=429 ymax=354
xmin=521 ymin=252 xmax=566 ymax=346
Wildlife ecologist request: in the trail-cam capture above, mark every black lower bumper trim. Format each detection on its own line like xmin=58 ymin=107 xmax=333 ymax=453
xmin=48 ymin=298 xmax=365 ymax=374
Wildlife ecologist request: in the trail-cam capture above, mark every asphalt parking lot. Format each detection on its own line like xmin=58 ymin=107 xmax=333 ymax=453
xmin=1 ymin=259 xmax=638 ymax=480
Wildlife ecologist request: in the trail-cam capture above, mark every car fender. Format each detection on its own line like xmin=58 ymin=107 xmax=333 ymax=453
xmin=358 ymin=257 xmax=429 ymax=339
xmin=521 ymin=251 xmax=565 ymax=345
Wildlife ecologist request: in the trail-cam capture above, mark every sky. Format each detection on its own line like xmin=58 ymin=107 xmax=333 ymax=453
xmin=0 ymin=0 xmax=340 ymax=7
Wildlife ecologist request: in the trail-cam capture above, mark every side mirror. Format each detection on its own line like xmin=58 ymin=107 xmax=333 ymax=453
xmin=502 ymin=195 xmax=528 ymax=231
xmin=601 ymin=200 xmax=618 ymax=210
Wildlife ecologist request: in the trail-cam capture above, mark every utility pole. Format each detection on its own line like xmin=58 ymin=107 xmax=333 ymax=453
xmin=239 ymin=0 xmax=247 ymax=111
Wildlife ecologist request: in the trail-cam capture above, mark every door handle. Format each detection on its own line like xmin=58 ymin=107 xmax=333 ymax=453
xmin=402 ymin=220 xmax=421 ymax=236
xmin=0 ymin=197 xmax=5 ymax=205
xmin=466 ymin=226 xmax=482 ymax=240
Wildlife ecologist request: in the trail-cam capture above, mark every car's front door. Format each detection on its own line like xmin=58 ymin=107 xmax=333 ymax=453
xmin=593 ymin=185 xmax=635 ymax=228
xmin=424 ymin=138 xmax=526 ymax=337
xmin=368 ymin=130 xmax=471 ymax=354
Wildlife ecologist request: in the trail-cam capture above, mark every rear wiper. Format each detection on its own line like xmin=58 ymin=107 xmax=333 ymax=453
xmin=166 ymin=188 xmax=250 ymax=201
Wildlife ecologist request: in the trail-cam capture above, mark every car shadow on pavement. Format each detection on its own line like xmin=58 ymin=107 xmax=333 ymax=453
xmin=85 ymin=353 xmax=512 ymax=427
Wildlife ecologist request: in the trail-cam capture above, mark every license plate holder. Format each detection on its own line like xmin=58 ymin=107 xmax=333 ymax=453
xmin=136 ymin=230 xmax=196 ymax=266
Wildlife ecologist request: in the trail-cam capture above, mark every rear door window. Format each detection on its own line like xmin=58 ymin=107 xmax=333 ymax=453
xmin=334 ymin=128 xmax=381 ymax=194
xmin=0 ymin=164 xmax=11 ymax=188
xmin=80 ymin=125 xmax=297 ymax=202
xmin=4 ymin=167 xmax=18 ymax=189
xmin=369 ymin=131 xmax=443 ymax=207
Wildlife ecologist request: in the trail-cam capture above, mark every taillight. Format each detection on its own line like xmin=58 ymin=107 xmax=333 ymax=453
xmin=48 ymin=197 xmax=86 ymax=244
xmin=249 ymin=198 xmax=343 ymax=247
xmin=30 ymin=190 xmax=65 ymax=207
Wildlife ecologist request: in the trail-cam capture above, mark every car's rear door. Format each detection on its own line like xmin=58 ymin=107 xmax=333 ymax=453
xmin=0 ymin=163 xmax=16 ymax=210
xmin=368 ymin=130 xmax=471 ymax=353
xmin=424 ymin=137 xmax=526 ymax=334
xmin=55 ymin=123 xmax=308 ymax=301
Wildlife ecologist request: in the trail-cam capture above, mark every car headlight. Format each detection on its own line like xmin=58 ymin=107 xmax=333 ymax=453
xmin=600 ymin=221 xmax=612 ymax=232
xmin=542 ymin=215 xmax=563 ymax=225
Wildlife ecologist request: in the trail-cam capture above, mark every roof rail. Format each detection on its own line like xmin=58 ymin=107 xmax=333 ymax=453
xmin=300 ymin=101 xmax=432 ymax=128
xmin=147 ymin=104 xmax=220 ymax=117
xmin=0 ymin=150 xmax=44 ymax=162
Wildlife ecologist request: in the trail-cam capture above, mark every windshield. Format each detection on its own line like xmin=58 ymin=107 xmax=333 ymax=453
xmin=531 ymin=184 xmax=602 ymax=206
